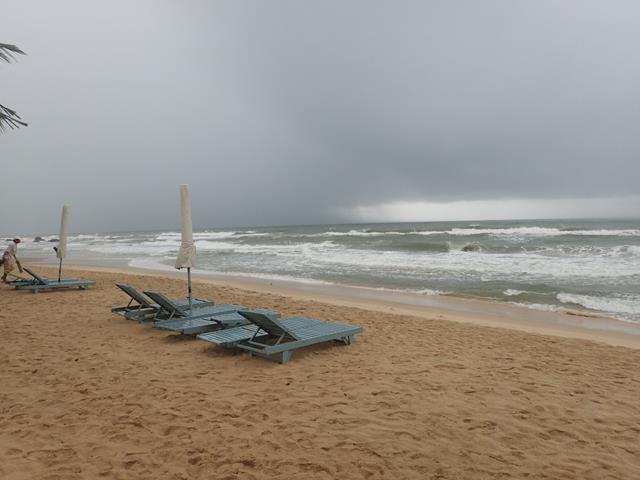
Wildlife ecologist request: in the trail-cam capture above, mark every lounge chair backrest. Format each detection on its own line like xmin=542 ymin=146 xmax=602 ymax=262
xmin=238 ymin=310 xmax=301 ymax=340
xmin=116 ymin=284 xmax=153 ymax=308
xmin=143 ymin=291 xmax=188 ymax=317
xmin=23 ymin=267 xmax=47 ymax=285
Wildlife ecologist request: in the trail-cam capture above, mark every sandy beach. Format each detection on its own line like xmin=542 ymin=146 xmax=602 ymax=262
xmin=2 ymin=266 xmax=640 ymax=479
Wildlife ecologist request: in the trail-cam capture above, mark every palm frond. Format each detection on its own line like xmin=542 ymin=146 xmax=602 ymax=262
xmin=0 ymin=103 xmax=28 ymax=132
xmin=0 ymin=43 xmax=26 ymax=63
xmin=1 ymin=43 xmax=27 ymax=133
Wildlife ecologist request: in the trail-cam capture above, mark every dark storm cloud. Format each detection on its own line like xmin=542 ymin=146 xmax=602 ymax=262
xmin=2 ymin=1 xmax=639 ymax=233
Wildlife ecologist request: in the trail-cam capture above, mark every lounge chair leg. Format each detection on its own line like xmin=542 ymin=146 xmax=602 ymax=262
xmin=281 ymin=351 xmax=292 ymax=364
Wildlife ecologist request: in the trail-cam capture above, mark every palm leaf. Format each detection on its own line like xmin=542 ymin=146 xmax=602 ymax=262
xmin=0 ymin=103 xmax=28 ymax=131
xmin=1 ymin=43 xmax=27 ymax=133
xmin=0 ymin=43 xmax=26 ymax=63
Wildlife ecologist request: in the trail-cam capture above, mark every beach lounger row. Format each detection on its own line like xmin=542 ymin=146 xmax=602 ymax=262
xmin=112 ymin=284 xmax=362 ymax=363
xmin=11 ymin=267 xmax=94 ymax=293
xmin=111 ymin=283 xmax=214 ymax=321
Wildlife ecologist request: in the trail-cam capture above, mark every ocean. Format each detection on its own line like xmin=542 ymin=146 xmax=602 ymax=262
xmin=15 ymin=218 xmax=640 ymax=323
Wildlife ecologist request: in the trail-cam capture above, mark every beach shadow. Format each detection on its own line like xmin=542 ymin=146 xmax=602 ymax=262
xmin=161 ymin=334 xmax=197 ymax=344
xmin=198 ymin=339 xmax=353 ymax=364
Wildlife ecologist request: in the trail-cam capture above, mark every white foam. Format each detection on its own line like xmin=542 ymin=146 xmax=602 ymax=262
xmin=318 ymin=230 xmax=406 ymax=237
xmin=504 ymin=289 xmax=527 ymax=296
xmin=68 ymin=234 xmax=103 ymax=241
xmin=449 ymin=227 xmax=560 ymax=236
xmin=448 ymin=227 xmax=640 ymax=237
xmin=608 ymin=245 xmax=640 ymax=257
xmin=195 ymin=240 xmax=339 ymax=257
xmin=563 ymin=229 xmax=640 ymax=236
xmin=509 ymin=302 xmax=564 ymax=312
xmin=295 ymin=227 xmax=640 ymax=238
xmin=414 ymin=288 xmax=447 ymax=295
xmin=156 ymin=231 xmax=271 ymax=241
xmin=302 ymin=246 xmax=640 ymax=279
xmin=128 ymin=258 xmax=175 ymax=271
xmin=557 ymin=292 xmax=640 ymax=316
xmin=89 ymin=239 xmax=178 ymax=255
xmin=177 ymin=267 xmax=338 ymax=286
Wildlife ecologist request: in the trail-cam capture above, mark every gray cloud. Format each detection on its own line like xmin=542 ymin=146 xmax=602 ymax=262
xmin=2 ymin=0 xmax=639 ymax=234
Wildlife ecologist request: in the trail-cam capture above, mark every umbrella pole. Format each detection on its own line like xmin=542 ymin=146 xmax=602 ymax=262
xmin=187 ymin=267 xmax=192 ymax=311
xmin=58 ymin=258 xmax=63 ymax=283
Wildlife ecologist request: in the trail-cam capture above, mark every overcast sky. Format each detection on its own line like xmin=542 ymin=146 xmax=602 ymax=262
xmin=2 ymin=0 xmax=639 ymax=234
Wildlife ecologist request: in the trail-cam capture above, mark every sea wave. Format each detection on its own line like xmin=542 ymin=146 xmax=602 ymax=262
xmin=509 ymin=302 xmax=564 ymax=312
xmin=448 ymin=227 xmax=640 ymax=237
xmin=155 ymin=231 xmax=270 ymax=241
xmin=195 ymin=240 xmax=339 ymax=256
xmin=89 ymin=240 xmax=178 ymax=255
xmin=315 ymin=230 xmax=408 ymax=237
xmin=306 ymin=247 xmax=640 ymax=279
xmin=288 ymin=227 xmax=640 ymax=239
xmin=503 ymin=289 xmax=527 ymax=296
xmin=557 ymin=292 xmax=640 ymax=317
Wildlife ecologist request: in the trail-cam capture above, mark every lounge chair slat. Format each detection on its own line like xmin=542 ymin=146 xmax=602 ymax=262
xmin=237 ymin=310 xmax=302 ymax=340
xmin=143 ymin=290 xmax=189 ymax=317
xmin=22 ymin=267 xmax=47 ymax=285
xmin=116 ymin=284 xmax=153 ymax=308
xmin=198 ymin=325 xmax=262 ymax=345
xmin=155 ymin=308 xmax=279 ymax=336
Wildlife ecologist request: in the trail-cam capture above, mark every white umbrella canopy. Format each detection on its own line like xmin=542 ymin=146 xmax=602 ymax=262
xmin=175 ymin=185 xmax=196 ymax=309
xmin=175 ymin=185 xmax=196 ymax=269
xmin=56 ymin=205 xmax=69 ymax=260
xmin=56 ymin=205 xmax=69 ymax=282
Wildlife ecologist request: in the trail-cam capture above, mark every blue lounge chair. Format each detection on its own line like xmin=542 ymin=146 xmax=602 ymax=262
xmin=144 ymin=290 xmax=255 ymax=335
xmin=155 ymin=308 xmax=280 ymax=336
xmin=111 ymin=283 xmax=213 ymax=321
xmin=197 ymin=310 xmax=362 ymax=363
xmin=14 ymin=267 xmax=94 ymax=293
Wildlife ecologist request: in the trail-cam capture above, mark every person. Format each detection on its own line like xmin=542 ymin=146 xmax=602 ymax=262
xmin=1 ymin=238 xmax=23 ymax=282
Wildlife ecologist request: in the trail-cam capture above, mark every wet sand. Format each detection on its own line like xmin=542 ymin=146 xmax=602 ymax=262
xmin=1 ymin=266 xmax=640 ymax=479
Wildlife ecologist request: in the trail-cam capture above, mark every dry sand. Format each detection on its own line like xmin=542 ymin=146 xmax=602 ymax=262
xmin=1 ymin=266 xmax=640 ymax=479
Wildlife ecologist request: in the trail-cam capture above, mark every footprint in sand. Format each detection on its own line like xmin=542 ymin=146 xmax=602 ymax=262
xmin=388 ymin=410 xmax=417 ymax=420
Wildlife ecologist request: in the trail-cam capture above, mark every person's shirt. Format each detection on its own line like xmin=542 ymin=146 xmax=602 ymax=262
xmin=4 ymin=242 xmax=17 ymax=256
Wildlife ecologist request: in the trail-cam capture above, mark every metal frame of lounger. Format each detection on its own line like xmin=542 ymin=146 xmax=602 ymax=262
xmin=154 ymin=308 xmax=279 ymax=336
xmin=198 ymin=311 xmax=363 ymax=364
xmin=14 ymin=267 xmax=94 ymax=293
xmin=111 ymin=283 xmax=213 ymax=321
xmin=6 ymin=273 xmax=36 ymax=287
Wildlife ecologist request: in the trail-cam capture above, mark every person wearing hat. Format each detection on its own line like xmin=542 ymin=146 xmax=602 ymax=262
xmin=1 ymin=238 xmax=23 ymax=282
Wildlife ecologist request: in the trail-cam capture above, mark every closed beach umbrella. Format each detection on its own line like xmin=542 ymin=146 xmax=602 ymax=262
xmin=56 ymin=205 xmax=69 ymax=282
xmin=175 ymin=185 xmax=196 ymax=309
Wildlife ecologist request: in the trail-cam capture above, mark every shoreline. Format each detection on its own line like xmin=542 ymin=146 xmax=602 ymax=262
xmin=34 ymin=260 xmax=640 ymax=349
